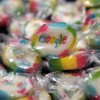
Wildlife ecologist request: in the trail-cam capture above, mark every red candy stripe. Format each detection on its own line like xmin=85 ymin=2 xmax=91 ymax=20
xmin=75 ymin=52 xmax=88 ymax=69
xmin=36 ymin=24 xmax=48 ymax=34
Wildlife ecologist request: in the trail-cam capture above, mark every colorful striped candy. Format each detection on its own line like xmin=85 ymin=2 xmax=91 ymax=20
xmin=86 ymin=68 xmax=100 ymax=99
xmin=32 ymin=22 xmax=77 ymax=57
xmin=2 ymin=44 xmax=41 ymax=73
xmin=48 ymin=51 xmax=88 ymax=71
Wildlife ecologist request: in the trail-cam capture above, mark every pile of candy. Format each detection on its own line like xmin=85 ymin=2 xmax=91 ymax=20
xmin=0 ymin=0 xmax=100 ymax=100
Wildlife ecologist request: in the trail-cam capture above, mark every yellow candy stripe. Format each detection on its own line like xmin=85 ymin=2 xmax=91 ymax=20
xmin=61 ymin=56 xmax=77 ymax=70
xmin=35 ymin=56 xmax=41 ymax=63
xmin=32 ymin=34 xmax=38 ymax=44
xmin=68 ymin=37 xmax=76 ymax=51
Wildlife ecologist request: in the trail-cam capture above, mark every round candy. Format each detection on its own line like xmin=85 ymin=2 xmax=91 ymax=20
xmin=31 ymin=22 xmax=77 ymax=57
xmin=86 ymin=68 xmax=100 ymax=99
xmin=83 ymin=13 xmax=100 ymax=31
xmin=2 ymin=44 xmax=41 ymax=73
xmin=46 ymin=51 xmax=89 ymax=71
xmin=23 ymin=20 xmax=48 ymax=39
xmin=0 ymin=73 xmax=34 ymax=100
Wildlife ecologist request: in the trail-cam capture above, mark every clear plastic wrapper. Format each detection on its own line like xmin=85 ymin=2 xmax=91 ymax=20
xmin=2 ymin=44 xmax=41 ymax=73
xmin=85 ymin=67 xmax=100 ymax=100
xmin=43 ymin=72 xmax=86 ymax=100
xmin=0 ymin=72 xmax=34 ymax=100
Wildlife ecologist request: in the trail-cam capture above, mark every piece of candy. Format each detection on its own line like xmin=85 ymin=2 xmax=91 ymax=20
xmin=85 ymin=67 xmax=100 ymax=99
xmin=23 ymin=20 xmax=48 ymax=39
xmin=0 ymin=64 xmax=7 ymax=77
xmin=43 ymin=51 xmax=89 ymax=71
xmin=2 ymin=44 xmax=41 ymax=73
xmin=0 ymin=73 xmax=34 ymax=100
xmin=45 ymin=73 xmax=85 ymax=100
xmin=32 ymin=22 xmax=77 ymax=57
xmin=72 ymin=40 xmax=87 ymax=52
xmin=85 ymin=23 xmax=100 ymax=48
xmin=83 ymin=13 xmax=100 ymax=31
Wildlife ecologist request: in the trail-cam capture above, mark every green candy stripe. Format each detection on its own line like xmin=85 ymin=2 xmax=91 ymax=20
xmin=90 ymin=70 xmax=100 ymax=80
xmin=8 ymin=62 xmax=17 ymax=71
xmin=96 ymin=13 xmax=100 ymax=17
xmin=67 ymin=25 xmax=77 ymax=37
xmin=49 ymin=59 xmax=62 ymax=71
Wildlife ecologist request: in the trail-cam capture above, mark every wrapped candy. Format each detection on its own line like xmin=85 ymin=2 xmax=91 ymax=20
xmin=41 ymin=51 xmax=91 ymax=72
xmin=41 ymin=50 xmax=100 ymax=72
xmin=85 ymin=67 xmax=100 ymax=100
xmin=72 ymin=40 xmax=87 ymax=52
xmin=31 ymin=22 xmax=77 ymax=57
xmin=2 ymin=44 xmax=41 ymax=73
xmin=0 ymin=72 xmax=34 ymax=100
xmin=44 ymin=72 xmax=86 ymax=100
